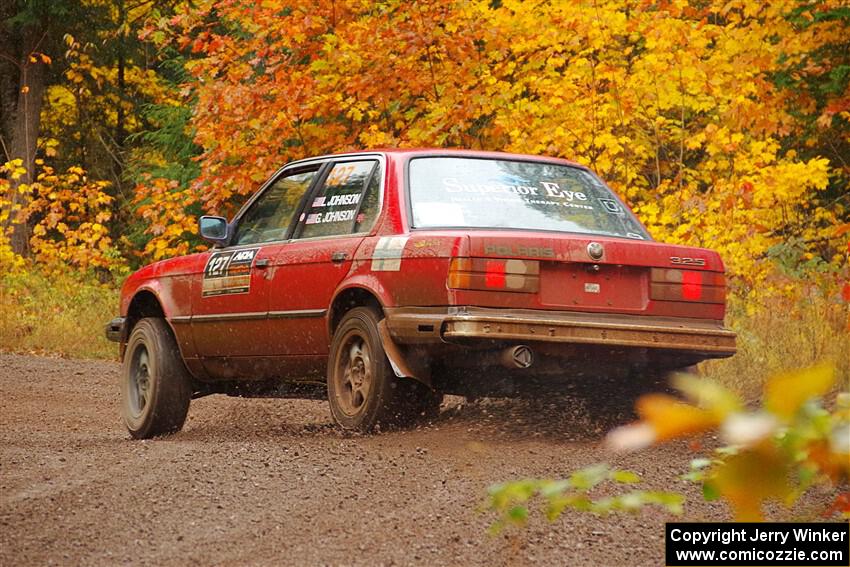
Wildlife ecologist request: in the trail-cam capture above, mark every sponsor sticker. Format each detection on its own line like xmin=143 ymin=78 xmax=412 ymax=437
xmin=484 ymin=244 xmax=555 ymax=258
xmin=598 ymin=198 xmax=624 ymax=214
xmin=415 ymin=202 xmax=465 ymax=226
xmin=371 ymin=236 xmax=409 ymax=271
xmin=435 ymin=178 xmax=596 ymax=211
xmin=584 ymin=282 xmax=601 ymax=294
xmin=202 ymin=247 xmax=259 ymax=297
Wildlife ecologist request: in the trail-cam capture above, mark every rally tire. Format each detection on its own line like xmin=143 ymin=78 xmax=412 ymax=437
xmin=327 ymin=307 xmax=429 ymax=432
xmin=121 ymin=317 xmax=192 ymax=439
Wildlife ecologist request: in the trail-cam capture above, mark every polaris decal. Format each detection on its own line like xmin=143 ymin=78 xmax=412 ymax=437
xmin=371 ymin=236 xmax=409 ymax=271
xmin=202 ymin=248 xmax=259 ymax=297
xmin=484 ymin=244 xmax=555 ymax=258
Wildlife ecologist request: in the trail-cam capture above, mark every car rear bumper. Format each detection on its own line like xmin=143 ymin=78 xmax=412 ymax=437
xmin=105 ymin=317 xmax=126 ymax=343
xmin=383 ymin=306 xmax=736 ymax=357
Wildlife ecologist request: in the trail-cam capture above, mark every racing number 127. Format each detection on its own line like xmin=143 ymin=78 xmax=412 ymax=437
xmin=206 ymin=255 xmax=230 ymax=277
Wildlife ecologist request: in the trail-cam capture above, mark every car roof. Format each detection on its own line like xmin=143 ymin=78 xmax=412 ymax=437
xmin=286 ymin=148 xmax=586 ymax=169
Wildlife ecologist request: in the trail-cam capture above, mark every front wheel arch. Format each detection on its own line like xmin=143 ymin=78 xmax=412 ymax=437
xmin=122 ymin=290 xmax=166 ymax=346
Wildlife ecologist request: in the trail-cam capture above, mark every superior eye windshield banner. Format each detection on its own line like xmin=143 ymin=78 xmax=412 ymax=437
xmin=665 ymin=522 xmax=849 ymax=566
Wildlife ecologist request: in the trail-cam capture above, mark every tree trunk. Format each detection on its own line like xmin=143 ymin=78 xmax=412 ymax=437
xmin=115 ymin=0 xmax=126 ymax=151
xmin=3 ymin=22 xmax=47 ymax=255
xmin=0 ymin=1 xmax=18 ymax=155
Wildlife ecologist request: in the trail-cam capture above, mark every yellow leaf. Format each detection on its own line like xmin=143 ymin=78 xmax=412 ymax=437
xmin=635 ymin=394 xmax=719 ymax=441
xmin=710 ymin=446 xmax=792 ymax=521
xmin=672 ymin=374 xmax=743 ymax=418
xmin=764 ymin=363 xmax=836 ymax=421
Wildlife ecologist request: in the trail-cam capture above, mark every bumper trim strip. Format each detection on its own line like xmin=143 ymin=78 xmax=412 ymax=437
xmin=385 ymin=307 xmax=736 ymax=356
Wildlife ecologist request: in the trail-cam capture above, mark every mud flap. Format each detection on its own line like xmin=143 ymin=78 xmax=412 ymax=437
xmin=377 ymin=320 xmax=432 ymax=388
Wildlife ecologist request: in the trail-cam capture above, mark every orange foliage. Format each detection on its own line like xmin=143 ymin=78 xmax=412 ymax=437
xmin=132 ymin=0 xmax=849 ymax=297
xmin=608 ymin=365 xmax=850 ymax=521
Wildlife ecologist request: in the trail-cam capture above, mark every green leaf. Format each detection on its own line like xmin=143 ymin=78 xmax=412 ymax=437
xmin=680 ymin=471 xmax=705 ymax=483
xmin=617 ymin=492 xmax=648 ymax=511
xmin=539 ymin=479 xmax=571 ymax=497
xmin=797 ymin=465 xmax=817 ymax=490
xmin=508 ymin=506 xmax=528 ymax=524
xmin=545 ymin=495 xmax=572 ymax=522
xmin=610 ymin=469 xmax=641 ymax=484
xmin=569 ymin=464 xmax=611 ymax=490
xmin=643 ymin=491 xmax=686 ymax=515
xmin=702 ymin=481 xmax=720 ymax=501
xmin=487 ymin=520 xmax=505 ymax=536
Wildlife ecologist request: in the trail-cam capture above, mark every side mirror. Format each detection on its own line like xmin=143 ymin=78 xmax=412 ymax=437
xmin=199 ymin=215 xmax=229 ymax=245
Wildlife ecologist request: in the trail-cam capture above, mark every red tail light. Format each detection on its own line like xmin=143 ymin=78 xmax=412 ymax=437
xmin=484 ymin=260 xmax=506 ymax=288
xmin=681 ymin=271 xmax=703 ymax=300
xmin=448 ymin=258 xmax=539 ymax=293
xmin=650 ymin=268 xmax=725 ymax=303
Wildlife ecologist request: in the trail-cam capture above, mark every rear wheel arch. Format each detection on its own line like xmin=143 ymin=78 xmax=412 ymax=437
xmin=328 ymin=287 xmax=384 ymax=338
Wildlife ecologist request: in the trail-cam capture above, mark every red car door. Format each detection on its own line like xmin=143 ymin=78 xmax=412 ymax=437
xmin=190 ymin=165 xmax=322 ymax=378
xmin=266 ymin=157 xmax=384 ymax=356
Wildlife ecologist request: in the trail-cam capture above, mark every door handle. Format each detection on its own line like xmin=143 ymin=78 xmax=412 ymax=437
xmin=255 ymin=258 xmax=270 ymax=269
xmin=331 ymin=251 xmax=348 ymax=264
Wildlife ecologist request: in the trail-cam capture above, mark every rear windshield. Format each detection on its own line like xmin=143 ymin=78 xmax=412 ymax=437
xmin=408 ymin=157 xmax=649 ymax=239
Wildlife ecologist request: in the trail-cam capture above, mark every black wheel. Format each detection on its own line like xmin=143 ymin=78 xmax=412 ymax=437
xmin=121 ymin=317 xmax=192 ymax=439
xmin=327 ymin=307 xmax=437 ymax=431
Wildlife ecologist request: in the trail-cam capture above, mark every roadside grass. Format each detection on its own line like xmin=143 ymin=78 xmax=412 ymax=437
xmin=0 ymin=269 xmax=119 ymax=360
xmin=1 ymin=268 xmax=847 ymax=392
xmin=702 ymin=291 xmax=850 ymax=399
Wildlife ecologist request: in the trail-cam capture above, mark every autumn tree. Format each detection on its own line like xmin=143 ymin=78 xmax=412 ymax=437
xmin=0 ymin=0 xmax=71 ymax=254
xmin=0 ymin=0 xmax=845 ymax=291
xmin=137 ymin=0 xmax=847 ymax=296
xmin=1 ymin=0 xmax=184 ymax=267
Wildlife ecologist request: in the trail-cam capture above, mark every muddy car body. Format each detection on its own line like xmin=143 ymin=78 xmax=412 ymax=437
xmin=108 ymin=149 xmax=736 ymax=436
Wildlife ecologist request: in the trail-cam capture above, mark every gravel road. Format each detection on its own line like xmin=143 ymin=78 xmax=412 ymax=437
xmin=0 ymin=353 xmax=758 ymax=566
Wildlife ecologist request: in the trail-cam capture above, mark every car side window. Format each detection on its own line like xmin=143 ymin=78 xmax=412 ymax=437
xmin=297 ymin=160 xmax=380 ymax=239
xmin=354 ymin=164 xmax=381 ymax=233
xmin=232 ymin=167 xmax=319 ymax=245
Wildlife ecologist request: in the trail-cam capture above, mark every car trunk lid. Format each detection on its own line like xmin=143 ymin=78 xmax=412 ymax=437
xmin=458 ymin=231 xmax=725 ymax=316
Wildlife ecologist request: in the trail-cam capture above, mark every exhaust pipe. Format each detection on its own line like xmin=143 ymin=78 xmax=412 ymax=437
xmin=500 ymin=345 xmax=534 ymax=369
